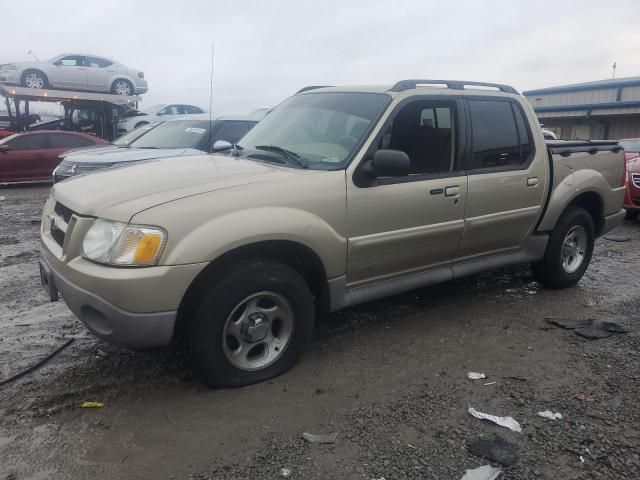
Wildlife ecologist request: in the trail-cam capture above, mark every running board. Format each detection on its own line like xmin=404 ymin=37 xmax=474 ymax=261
xmin=328 ymin=234 xmax=548 ymax=312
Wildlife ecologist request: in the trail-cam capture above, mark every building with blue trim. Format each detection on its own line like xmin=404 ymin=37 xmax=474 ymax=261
xmin=523 ymin=76 xmax=640 ymax=140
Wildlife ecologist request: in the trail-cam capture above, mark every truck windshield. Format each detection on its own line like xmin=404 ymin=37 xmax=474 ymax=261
xmin=129 ymin=120 xmax=210 ymax=149
xmin=238 ymin=92 xmax=391 ymax=169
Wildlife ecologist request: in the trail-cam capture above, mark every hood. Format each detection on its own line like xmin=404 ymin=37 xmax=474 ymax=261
xmin=63 ymin=147 xmax=203 ymax=163
xmin=52 ymin=154 xmax=314 ymax=221
xmin=62 ymin=145 xmax=117 ymax=159
xmin=0 ymin=61 xmax=41 ymax=70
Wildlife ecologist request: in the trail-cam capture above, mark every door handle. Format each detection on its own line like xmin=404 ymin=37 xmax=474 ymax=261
xmin=527 ymin=177 xmax=539 ymax=187
xmin=444 ymin=186 xmax=460 ymax=197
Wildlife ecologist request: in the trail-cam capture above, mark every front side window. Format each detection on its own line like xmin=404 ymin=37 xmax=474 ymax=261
xmin=6 ymin=134 xmax=48 ymax=150
xmin=186 ymin=106 xmax=204 ymax=114
xmin=239 ymin=92 xmax=390 ymax=169
xmin=378 ymin=100 xmax=457 ymax=175
xmin=58 ymin=56 xmax=85 ymax=67
xmin=159 ymin=106 xmax=179 ymax=115
xmin=129 ymin=120 xmax=210 ymax=149
xmin=469 ymin=99 xmax=532 ymax=169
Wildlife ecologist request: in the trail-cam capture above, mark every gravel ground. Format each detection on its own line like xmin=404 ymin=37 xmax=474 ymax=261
xmin=0 ymin=185 xmax=638 ymax=480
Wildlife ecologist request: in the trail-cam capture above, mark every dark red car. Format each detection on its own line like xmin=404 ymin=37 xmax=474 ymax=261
xmin=0 ymin=130 xmax=107 ymax=182
xmin=620 ymin=138 xmax=640 ymax=220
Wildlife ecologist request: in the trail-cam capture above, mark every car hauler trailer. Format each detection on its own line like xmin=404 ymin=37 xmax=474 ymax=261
xmin=0 ymin=85 xmax=140 ymax=141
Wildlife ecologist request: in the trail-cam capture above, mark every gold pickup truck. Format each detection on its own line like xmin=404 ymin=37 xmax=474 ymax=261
xmin=39 ymin=80 xmax=626 ymax=387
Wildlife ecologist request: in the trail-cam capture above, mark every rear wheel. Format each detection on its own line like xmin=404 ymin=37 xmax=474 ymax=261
xmin=22 ymin=70 xmax=48 ymax=89
xmin=531 ymin=206 xmax=595 ymax=289
xmin=111 ymin=79 xmax=133 ymax=96
xmin=188 ymin=261 xmax=315 ymax=388
xmin=625 ymin=209 xmax=639 ymax=220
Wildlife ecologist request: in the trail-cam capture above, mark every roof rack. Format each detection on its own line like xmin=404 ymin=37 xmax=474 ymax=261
xmin=296 ymin=85 xmax=334 ymax=94
xmin=390 ymin=79 xmax=519 ymax=94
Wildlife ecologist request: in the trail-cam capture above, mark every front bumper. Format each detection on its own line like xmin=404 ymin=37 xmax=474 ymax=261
xmin=40 ymin=254 xmax=176 ymax=348
xmin=0 ymin=70 xmax=21 ymax=85
xmin=40 ymin=198 xmax=207 ymax=348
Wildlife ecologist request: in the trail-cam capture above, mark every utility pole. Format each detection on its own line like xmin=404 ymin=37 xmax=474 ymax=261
xmin=612 ymin=62 xmax=617 ymax=79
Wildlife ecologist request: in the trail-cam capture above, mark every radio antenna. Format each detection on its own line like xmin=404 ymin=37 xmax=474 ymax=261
xmin=208 ymin=42 xmax=215 ymax=149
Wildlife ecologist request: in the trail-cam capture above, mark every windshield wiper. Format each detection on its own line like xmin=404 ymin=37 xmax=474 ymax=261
xmin=254 ymin=145 xmax=308 ymax=169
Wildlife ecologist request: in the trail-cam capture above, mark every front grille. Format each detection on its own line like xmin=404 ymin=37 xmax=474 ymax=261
xmin=632 ymin=173 xmax=640 ymax=189
xmin=50 ymin=202 xmax=77 ymax=248
xmin=54 ymin=202 xmax=75 ymax=223
xmin=51 ymin=226 xmax=65 ymax=247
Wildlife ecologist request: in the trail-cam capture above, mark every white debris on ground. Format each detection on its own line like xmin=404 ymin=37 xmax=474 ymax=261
xmin=467 ymin=372 xmax=486 ymax=380
xmin=537 ymin=410 xmax=563 ymax=420
xmin=468 ymin=407 xmax=522 ymax=433
xmin=460 ymin=464 xmax=502 ymax=480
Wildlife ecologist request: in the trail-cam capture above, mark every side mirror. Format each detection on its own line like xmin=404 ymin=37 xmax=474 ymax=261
xmin=53 ymin=60 xmax=62 ymax=66
xmin=372 ymin=149 xmax=410 ymax=177
xmin=0 ymin=144 xmax=9 ymax=153
xmin=212 ymin=140 xmax=232 ymax=152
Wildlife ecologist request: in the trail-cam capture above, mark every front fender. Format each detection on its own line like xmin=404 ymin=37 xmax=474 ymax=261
xmin=160 ymin=207 xmax=347 ymax=278
xmin=538 ymin=168 xmax=624 ymax=231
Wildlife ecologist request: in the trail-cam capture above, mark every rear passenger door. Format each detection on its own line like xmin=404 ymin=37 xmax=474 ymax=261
xmin=455 ymin=98 xmax=546 ymax=260
xmin=47 ymin=134 xmax=95 ymax=175
xmin=86 ymin=57 xmax=115 ymax=91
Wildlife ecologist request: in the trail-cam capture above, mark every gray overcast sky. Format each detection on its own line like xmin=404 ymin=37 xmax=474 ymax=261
xmin=3 ymin=0 xmax=639 ymax=114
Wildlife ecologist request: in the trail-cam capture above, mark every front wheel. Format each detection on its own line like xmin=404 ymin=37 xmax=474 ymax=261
xmin=188 ymin=261 xmax=315 ymax=388
xmin=22 ymin=70 xmax=48 ymax=89
xmin=531 ymin=206 xmax=595 ymax=289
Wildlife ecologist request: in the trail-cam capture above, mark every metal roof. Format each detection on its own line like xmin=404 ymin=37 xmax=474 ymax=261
xmin=523 ymin=76 xmax=640 ymax=96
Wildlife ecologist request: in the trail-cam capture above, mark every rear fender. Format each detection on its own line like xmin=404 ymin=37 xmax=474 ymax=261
xmin=538 ymin=168 xmax=621 ymax=231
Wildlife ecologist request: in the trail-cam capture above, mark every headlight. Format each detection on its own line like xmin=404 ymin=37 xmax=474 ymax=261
xmin=1 ymin=64 xmax=17 ymax=71
xmin=82 ymin=219 xmax=167 ymax=266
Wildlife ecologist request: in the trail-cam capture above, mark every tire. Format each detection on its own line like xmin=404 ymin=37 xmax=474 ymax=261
xmin=22 ymin=70 xmax=48 ymax=89
xmin=111 ymin=79 xmax=134 ymax=96
xmin=625 ymin=209 xmax=640 ymax=220
xmin=188 ymin=260 xmax=315 ymax=388
xmin=531 ymin=206 xmax=595 ymax=289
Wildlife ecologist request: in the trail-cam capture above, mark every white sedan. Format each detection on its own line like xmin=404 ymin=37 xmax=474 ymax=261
xmin=0 ymin=53 xmax=148 ymax=96
xmin=119 ymin=104 xmax=206 ymax=132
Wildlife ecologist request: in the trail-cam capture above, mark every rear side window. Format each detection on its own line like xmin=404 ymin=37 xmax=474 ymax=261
xmin=6 ymin=134 xmax=48 ymax=150
xmin=87 ymin=57 xmax=113 ymax=68
xmin=49 ymin=135 xmax=94 ymax=148
xmin=469 ymin=100 xmax=532 ymax=170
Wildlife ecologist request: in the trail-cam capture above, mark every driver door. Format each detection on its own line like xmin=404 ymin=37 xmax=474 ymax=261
xmin=49 ymin=55 xmax=87 ymax=90
xmin=346 ymin=98 xmax=467 ymax=286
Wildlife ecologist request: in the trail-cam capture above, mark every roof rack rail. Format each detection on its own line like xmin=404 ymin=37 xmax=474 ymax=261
xmin=296 ymin=85 xmax=334 ymax=94
xmin=390 ymin=79 xmax=519 ymax=94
